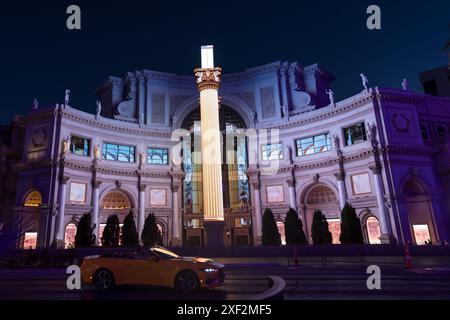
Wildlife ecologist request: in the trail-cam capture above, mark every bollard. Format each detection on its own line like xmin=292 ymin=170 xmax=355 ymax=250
xmin=404 ymin=244 xmax=413 ymax=269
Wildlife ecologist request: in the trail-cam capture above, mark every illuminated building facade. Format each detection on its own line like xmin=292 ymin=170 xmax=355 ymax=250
xmin=1 ymin=60 xmax=450 ymax=248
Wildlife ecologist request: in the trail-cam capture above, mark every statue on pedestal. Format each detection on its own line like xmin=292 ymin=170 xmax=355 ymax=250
xmin=62 ymin=137 xmax=71 ymax=154
xmin=32 ymin=98 xmax=39 ymax=111
xmin=325 ymin=89 xmax=335 ymax=107
xmin=96 ymin=100 xmax=102 ymax=118
xmin=64 ymin=89 xmax=71 ymax=106
xmin=402 ymin=78 xmax=409 ymax=91
xmin=94 ymin=144 xmax=101 ymax=160
xmin=360 ymin=74 xmax=369 ymax=93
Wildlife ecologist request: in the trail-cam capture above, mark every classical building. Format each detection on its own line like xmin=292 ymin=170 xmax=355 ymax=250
xmin=1 ymin=60 xmax=450 ymax=249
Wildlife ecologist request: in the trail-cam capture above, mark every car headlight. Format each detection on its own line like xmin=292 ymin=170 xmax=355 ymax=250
xmin=201 ymin=268 xmax=218 ymax=273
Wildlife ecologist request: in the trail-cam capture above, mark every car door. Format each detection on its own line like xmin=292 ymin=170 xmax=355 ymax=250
xmin=125 ymin=253 xmax=168 ymax=287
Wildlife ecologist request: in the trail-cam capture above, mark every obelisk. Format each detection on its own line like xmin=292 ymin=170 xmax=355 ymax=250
xmin=194 ymin=45 xmax=225 ymax=246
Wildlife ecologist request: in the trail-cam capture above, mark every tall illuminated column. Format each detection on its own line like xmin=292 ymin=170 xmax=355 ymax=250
xmin=194 ymin=45 xmax=225 ymax=246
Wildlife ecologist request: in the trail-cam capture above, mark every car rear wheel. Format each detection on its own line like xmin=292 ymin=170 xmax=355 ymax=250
xmin=175 ymin=270 xmax=199 ymax=292
xmin=93 ymin=269 xmax=115 ymax=291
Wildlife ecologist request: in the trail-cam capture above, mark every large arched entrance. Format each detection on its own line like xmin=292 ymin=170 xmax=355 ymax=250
xmin=21 ymin=190 xmax=43 ymax=249
xmin=403 ymin=179 xmax=437 ymax=245
xmin=180 ymin=104 xmax=252 ymax=247
xmin=303 ymin=184 xmax=341 ymax=244
xmin=99 ymin=190 xmax=133 ymax=244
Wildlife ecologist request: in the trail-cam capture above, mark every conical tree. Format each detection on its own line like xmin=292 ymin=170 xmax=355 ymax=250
xmin=101 ymin=214 xmax=120 ymax=247
xmin=298 ymin=218 xmax=307 ymax=245
xmin=339 ymin=203 xmax=364 ymax=244
xmin=141 ymin=213 xmax=162 ymax=247
xmin=261 ymin=208 xmax=281 ymax=246
xmin=75 ymin=213 xmax=94 ymax=248
xmin=311 ymin=210 xmax=332 ymax=245
xmin=284 ymin=208 xmax=307 ymax=245
xmin=121 ymin=211 xmax=139 ymax=247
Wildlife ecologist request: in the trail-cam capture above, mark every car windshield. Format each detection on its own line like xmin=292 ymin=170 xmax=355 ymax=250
xmin=150 ymin=247 xmax=180 ymax=260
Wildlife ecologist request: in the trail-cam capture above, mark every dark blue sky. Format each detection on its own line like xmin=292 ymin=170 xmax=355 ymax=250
xmin=0 ymin=0 xmax=448 ymax=124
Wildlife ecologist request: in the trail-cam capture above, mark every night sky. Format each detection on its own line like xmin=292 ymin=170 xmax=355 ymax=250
xmin=0 ymin=0 xmax=448 ymax=124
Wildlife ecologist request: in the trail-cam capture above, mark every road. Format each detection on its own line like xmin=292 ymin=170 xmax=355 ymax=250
xmin=0 ymin=262 xmax=449 ymax=300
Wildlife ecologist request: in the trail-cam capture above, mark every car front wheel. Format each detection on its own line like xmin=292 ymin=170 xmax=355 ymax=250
xmin=175 ymin=270 xmax=199 ymax=292
xmin=93 ymin=269 xmax=115 ymax=291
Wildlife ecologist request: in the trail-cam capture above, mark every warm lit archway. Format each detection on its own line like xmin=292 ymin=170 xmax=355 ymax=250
xmin=403 ymin=178 xmax=437 ymax=245
xmin=23 ymin=190 xmax=42 ymax=207
xmin=303 ymin=184 xmax=340 ymax=244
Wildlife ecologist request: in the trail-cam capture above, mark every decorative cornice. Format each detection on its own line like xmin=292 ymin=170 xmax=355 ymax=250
xmin=59 ymin=108 xmax=172 ymax=137
xmin=266 ymin=91 xmax=375 ymax=130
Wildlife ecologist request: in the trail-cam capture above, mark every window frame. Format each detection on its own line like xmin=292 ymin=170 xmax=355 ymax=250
xmin=342 ymin=122 xmax=367 ymax=146
xmin=70 ymin=135 xmax=91 ymax=157
xmin=102 ymin=142 xmax=136 ymax=163
xmin=261 ymin=143 xmax=284 ymax=161
xmin=147 ymin=147 xmax=169 ymax=165
xmin=295 ymin=133 xmax=332 ymax=157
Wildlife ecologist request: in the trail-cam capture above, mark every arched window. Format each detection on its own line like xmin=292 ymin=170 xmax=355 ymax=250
xmin=101 ymin=191 xmax=131 ymax=209
xmin=24 ymin=191 xmax=42 ymax=207
xmin=307 ymin=186 xmax=338 ymax=204
xmin=276 ymin=221 xmax=286 ymax=245
xmin=366 ymin=216 xmax=381 ymax=244
xmin=157 ymin=223 xmax=164 ymax=245
xmin=64 ymin=223 xmax=77 ymax=249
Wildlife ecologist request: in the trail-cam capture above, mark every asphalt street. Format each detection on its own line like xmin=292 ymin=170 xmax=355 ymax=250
xmin=1 ymin=262 xmax=449 ymax=300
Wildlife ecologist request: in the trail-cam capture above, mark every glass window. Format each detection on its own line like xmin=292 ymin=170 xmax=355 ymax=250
xmin=327 ymin=219 xmax=341 ymax=244
xmin=296 ymin=133 xmax=331 ymax=157
xmin=412 ymin=224 xmax=431 ymax=245
xmin=102 ymin=143 xmax=135 ymax=163
xmin=276 ymin=221 xmax=286 ymax=245
xmin=366 ymin=217 xmax=381 ymax=244
xmin=64 ymin=223 xmax=77 ymax=249
xmin=437 ymin=125 xmax=448 ymax=139
xmin=261 ymin=143 xmax=283 ymax=161
xmin=70 ymin=136 xmax=90 ymax=157
xmin=147 ymin=148 xmax=168 ymax=165
xmin=23 ymin=232 xmax=38 ymax=249
xmin=235 ymin=218 xmax=250 ymax=228
xmin=187 ymin=219 xmax=200 ymax=229
xmin=343 ymin=123 xmax=367 ymax=146
xmin=24 ymin=191 xmax=42 ymax=207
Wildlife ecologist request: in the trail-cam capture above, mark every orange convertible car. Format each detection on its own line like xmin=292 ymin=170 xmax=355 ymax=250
xmin=81 ymin=246 xmax=225 ymax=292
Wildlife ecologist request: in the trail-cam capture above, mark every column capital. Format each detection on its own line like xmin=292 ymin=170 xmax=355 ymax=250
xmin=92 ymin=180 xmax=102 ymax=189
xmin=59 ymin=175 xmax=70 ymax=185
xmin=194 ymin=67 xmax=222 ymax=91
xmin=251 ymin=181 xmax=261 ymax=190
xmin=370 ymin=165 xmax=381 ymax=175
xmin=171 ymin=184 xmax=181 ymax=192
xmin=334 ymin=172 xmax=345 ymax=181
xmin=139 ymin=184 xmax=147 ymax=192
xmin=287 ymin=178 xmax=295 ymax=188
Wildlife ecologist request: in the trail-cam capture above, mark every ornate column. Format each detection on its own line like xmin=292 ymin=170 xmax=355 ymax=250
xmin=252 ymin=181 xmax=263 ymax=245
xmin=287 ymin=178 xmax=297 ymax=210
xmin=334 ymin=172 xmax=347 ymax=210
xmin=279 ymin=63 xmax=290 ymax=115
xmin=138 ymin=184 xmax=146 ymax=240
xmin=55 ymin=175 xmax=70 ymax=248
xmin=137 ymin=72 xmax=146 ymax=124
xmin=370 ymin=165 xmax=392 ymax=243
xmin=194 ymin=45 xmax=225 ymax=246
xmin=91 ymin=180 xmax=101 ymax=244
